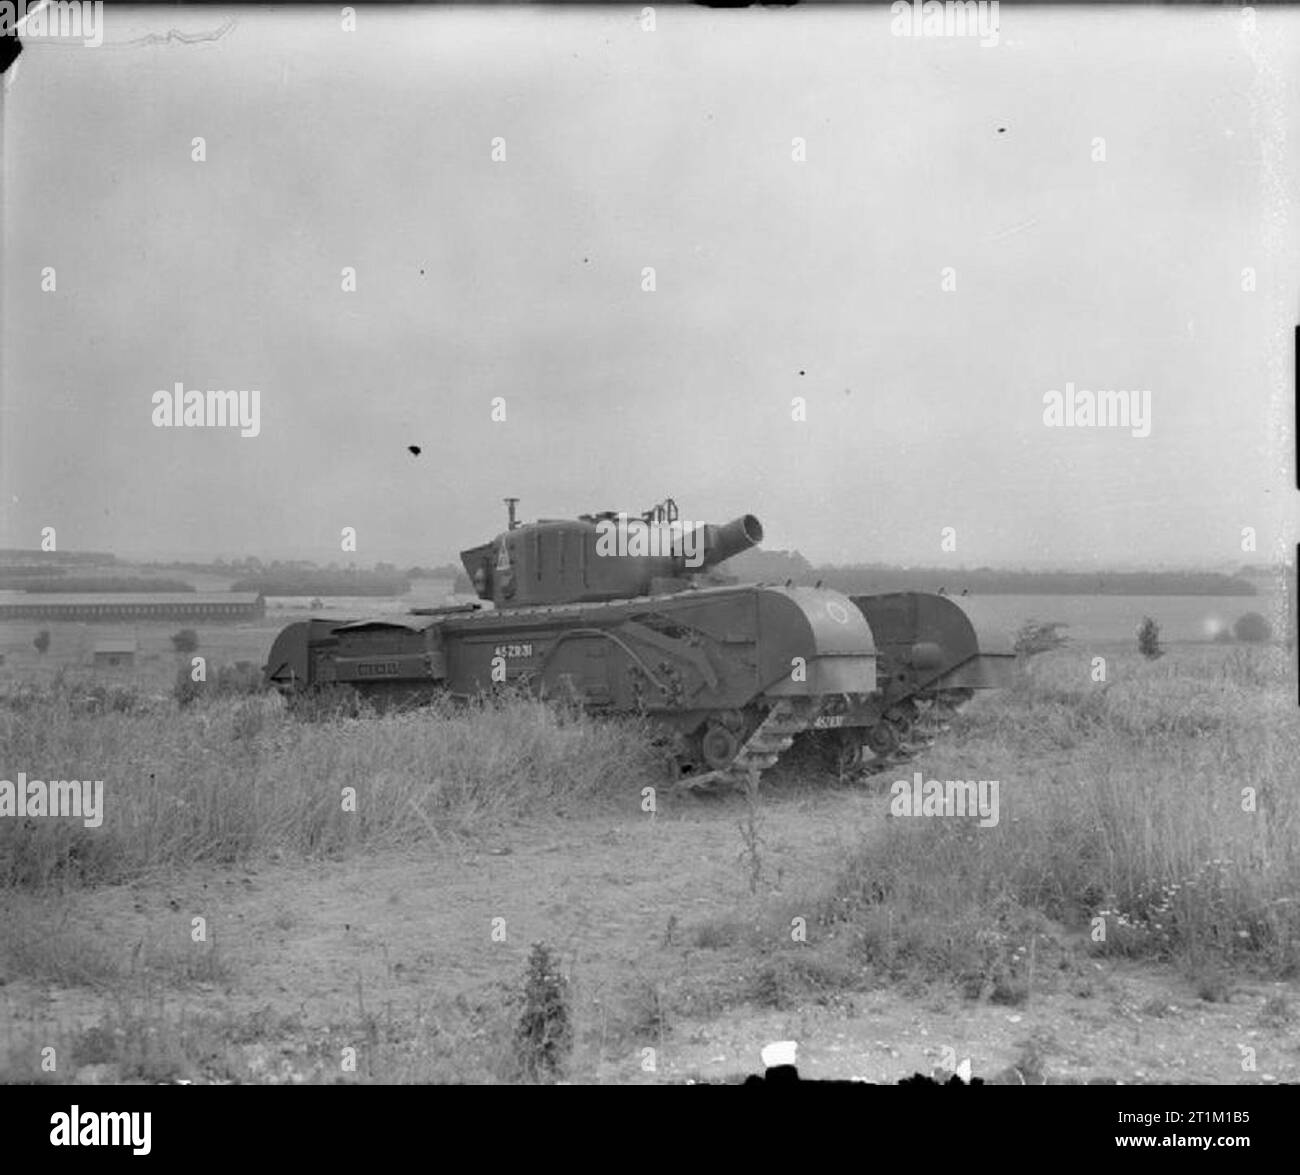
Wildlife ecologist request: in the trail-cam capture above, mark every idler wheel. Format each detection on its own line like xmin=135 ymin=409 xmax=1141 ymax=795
xmin=864 ymin=721 xmax=900 ymax=758
xmin=700 ymin=722 xmax=742 ymax=771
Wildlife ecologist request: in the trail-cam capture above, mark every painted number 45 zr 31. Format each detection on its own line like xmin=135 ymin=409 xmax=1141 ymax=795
xmin=812 ymin=714 xmax=845 ymax=729
xmin=494 ymin=643 xmax=533 ymax=658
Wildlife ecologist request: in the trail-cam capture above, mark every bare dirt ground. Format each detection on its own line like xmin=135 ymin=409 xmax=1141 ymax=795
xmin=4 ymin=777 xmax=1296 ymax=1085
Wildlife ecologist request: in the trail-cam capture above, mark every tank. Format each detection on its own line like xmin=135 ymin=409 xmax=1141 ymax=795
xmin=264 ymin=499 xmax=1015 ymax=791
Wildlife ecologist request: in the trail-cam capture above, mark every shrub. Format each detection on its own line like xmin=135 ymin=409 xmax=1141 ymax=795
xmin=1137 ymin=616 xmax=1163 ymax=659
xmin=171 ymin=629 xmax=199 ymax=654
xmin=1233 ymin=612 xmax=1272 ymax=643
xmin=1014 ymin=619 xmax=1069 ymax=659
xmin=32 ymin=630 xmax=50 ymax=655
xmin=513 ymin=943 xmax=572 ymax=1081
xmin=173 ymin=663 xmax=202 ymax=708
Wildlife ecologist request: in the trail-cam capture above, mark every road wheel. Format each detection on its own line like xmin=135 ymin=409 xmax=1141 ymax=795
xmin=699 ymin=722 xmax=742 ymax=771
xmin=863 ymin=720 xmax=900 ymax=761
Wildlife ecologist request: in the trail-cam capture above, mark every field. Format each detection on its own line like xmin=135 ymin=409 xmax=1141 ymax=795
xmin=0 ymin=609 xmax=1297 ymax=1084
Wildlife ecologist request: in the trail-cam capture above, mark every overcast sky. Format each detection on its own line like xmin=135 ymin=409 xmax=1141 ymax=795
xmin=2 ymin=4 xmax=1297 ymax=568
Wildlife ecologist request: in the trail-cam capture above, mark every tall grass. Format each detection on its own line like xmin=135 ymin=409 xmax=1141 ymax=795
xmin=823 ymin=644 xmax=1300 ymax=981
xmin=0 ymin=682 xmax=658 ymax=888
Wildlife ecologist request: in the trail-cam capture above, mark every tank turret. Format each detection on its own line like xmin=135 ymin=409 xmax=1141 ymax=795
xmin=459 ymin=498 xmax=763 ymax=607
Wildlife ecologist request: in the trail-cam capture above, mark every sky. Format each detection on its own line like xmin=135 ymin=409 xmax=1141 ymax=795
xmin=2 ymin=3 xmax=1298 ymax=569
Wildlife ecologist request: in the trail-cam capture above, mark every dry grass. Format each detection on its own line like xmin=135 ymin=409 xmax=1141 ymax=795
xmin=813 ymin=643 xmax=1300 ymax=989
xmin=0 ymin=683 xmax=660 ymax=889
xmin=1 ymin=641 xmax=1295 ymax=1081
xmin=0 ymin=682 xmax=661 ymax=1083
xmin=677 ymin=643 xmax=1299 ymax=1018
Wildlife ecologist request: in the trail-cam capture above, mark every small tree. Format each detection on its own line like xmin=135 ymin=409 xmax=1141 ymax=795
xmin=1137 ymin=616 xmax=1164 ymax=659
xmin=33 ymin=629 xmax=50 ymax=655
xmin=513 ymin=942 xmax=572 ymax=1081
xmin=1233 ymin=611 xmax=1272 ymax=643
xmin=171 ymin=628 xmax=199 ymax=654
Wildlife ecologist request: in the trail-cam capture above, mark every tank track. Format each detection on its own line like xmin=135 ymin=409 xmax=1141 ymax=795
xmin=671 ymin=688 xmax=977 ymax=796
xmin=671 ymin=698 xmax=820 ymax=796
xmin=799 ymin=688 xmax=975 ymax=783
xmin=852 ymin=688 xmax=973 ymax=778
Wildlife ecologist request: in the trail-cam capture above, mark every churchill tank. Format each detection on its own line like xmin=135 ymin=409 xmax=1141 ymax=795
xmin=264 ymin=499 xmax=1015 ymax=791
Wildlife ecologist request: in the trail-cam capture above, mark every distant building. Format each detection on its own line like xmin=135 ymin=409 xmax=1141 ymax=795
xmin=93 ymin=639 xmax=137 ymax=668
xmin=0 ymin=592 xmax=265 ymax=622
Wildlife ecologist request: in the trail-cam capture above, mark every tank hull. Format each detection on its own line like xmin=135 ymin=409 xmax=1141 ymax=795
xmin=264 ymin=585 xmax=1013 ymax=789
xmin=265 ymin=584 xmax=890 ymax=788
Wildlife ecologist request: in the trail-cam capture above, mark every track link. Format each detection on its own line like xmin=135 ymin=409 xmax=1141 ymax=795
xmin=855 ymin=689 xmax=971 ymax=779
xmin=674 ymin=698 xmax=819 ymax=795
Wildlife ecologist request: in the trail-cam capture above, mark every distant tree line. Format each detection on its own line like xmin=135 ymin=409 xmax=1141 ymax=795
xmin=811 ymin=567 xmax=1258 ymax=597
xmin=18 ymin=546 xmax=1277 ymax=604
xmin=0 ymin=550 xmax=118 ymax=565
xmin=726 ymin=557 xmax=1258 ymax=597
xmin=5 ymin=577 xmax=196 ymax=593
xmin=0 ymin=566 xmax=70 ymax=579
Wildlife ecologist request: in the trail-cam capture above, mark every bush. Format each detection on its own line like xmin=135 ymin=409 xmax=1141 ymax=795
xmin=171 ymin=629 xmax=199 ymax=654
xmin=32 ymin=630 xmax=50 ymax=655
xmin=1014 ymin=619 xmax=1069 ymax=659
xmin=513 ymin=943 xmax=572 ymax=1081
xmin=173 ymin=660 xmax=264 ymax=707
xmin=1137 ymin=616 xmax=1163 ymax=659
xmin=1233 ymin=612 xmax=1272 ymax=643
